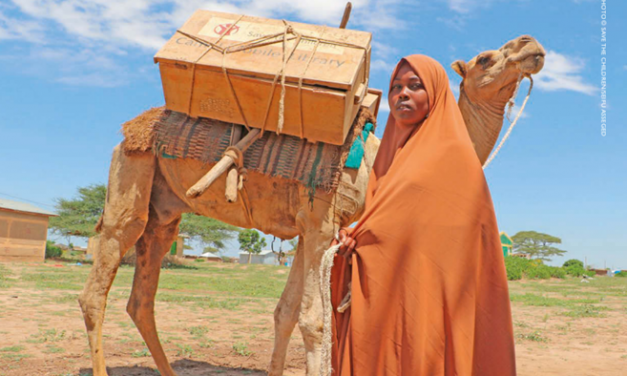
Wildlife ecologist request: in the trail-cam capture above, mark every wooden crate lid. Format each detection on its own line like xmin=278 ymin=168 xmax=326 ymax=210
xmin=154 ymin=10 xmax=371 ymax=91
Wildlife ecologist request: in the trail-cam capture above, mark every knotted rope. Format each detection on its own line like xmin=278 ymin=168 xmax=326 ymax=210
xmin=482 ymin=74 xmax=534 ymax=170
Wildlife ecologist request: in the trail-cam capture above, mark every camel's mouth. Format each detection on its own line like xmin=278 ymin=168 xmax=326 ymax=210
xmin=513 ymin=52 xmax=545 ymax=75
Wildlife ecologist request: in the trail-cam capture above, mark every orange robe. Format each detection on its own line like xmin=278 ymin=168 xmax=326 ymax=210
xmin=331 ymin=55 xmax=516 ymax=376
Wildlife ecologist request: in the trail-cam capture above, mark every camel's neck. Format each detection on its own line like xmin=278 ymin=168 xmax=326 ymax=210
xmin=457 ymin=85 xmax=509 ymax=164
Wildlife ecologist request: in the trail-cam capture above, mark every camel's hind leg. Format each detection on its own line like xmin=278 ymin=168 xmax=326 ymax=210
xmin=268 ymin=236 xmax=305 ymax=376
xmin=126 ymin=165 xmax=187 ymax=376
xmin=78 ymin=146 xmax=155 ymax=376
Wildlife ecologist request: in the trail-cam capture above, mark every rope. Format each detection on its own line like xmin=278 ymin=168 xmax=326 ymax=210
xmin=238 ymin=183 xmax=255 ymax=227
xmin=483 ymin=75 xmax=534 ymax=169
xmin=320 ymin=242 xmax=342 ymax=376
xmin=506 ymin=71 xmax=524 ymax=122
xmin=224 ymin=146 xmax=244 ymax=168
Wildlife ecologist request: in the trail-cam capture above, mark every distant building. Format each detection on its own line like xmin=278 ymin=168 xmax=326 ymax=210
xmin=500 ymin=231 xmax=531 ymax=259
xmin=239 ymin=249 xmax=277 ymax=265
xmin=500 ymin=231 xmax=513 ymax=258
xmin=168 ymin=233 xmax=189 ymax=257
xmin=199 ymin=251 xmax=222 ymax=262
xmin=0 ymin=198 xmax=57 ymax=262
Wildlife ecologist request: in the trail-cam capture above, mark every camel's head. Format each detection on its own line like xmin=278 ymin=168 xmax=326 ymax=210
xmin=451 ymin=35 xmax=545 ymax=103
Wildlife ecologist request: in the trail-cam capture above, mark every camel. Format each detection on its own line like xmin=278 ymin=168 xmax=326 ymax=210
xmin=78 ymin=34 xmax=545 ymax=376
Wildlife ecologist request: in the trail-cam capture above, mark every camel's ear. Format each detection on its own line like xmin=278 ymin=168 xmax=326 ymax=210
xmin=451 ymin=60 xmax=467 ymax=78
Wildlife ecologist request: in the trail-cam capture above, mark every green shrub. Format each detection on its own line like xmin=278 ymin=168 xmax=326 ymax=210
xmin=563 ymin=259 xmax=584 ymax=269
xmin=505 ymin=257 xmax=567 ymax=280
xmin=615 ymin=271 xmax=627 ymax=278
xmin=45 ymin=241 xmax=63 ymax=259
xmin=525 ymin=264 xmax=552 ymax=279
xmin=505 ymin=257 xmax=530 ymax=280
xmin=549 ymin=266 xmax=566 ymax=279
xmin=565 ymin=264 xmax=587 ymax=277
xmin=194 ymin=258 xmax=206 ymax=263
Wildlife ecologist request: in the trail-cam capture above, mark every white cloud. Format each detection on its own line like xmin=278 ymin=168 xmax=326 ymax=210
xmin=379 ymin=97 xmax=390 ymax=113
xmin=57 ymin=73 xmax=126 ymax=87
xmin=372 ymin=40 xmax=398 ymax=59
xmin=372 ymin=59 xmax=395 ymax=72
xmin=437 ymin=15 xmax=466 ymax=31
xmin=9 ymin=0 xmax=402 ymax=50
xmin=4 ymin=0 xmax=404 ymax=87
xmin=445 ymin=0 xmax=493 ymax=14
xmin=505 ymin=104 xmax=529 ymax=120
xmin=449 ymin=79 xmax=460 ymax=98
xmin=0 ymin=9 xmax=45 ymax=42
xmin=11 ymin=0 xmax=173 ymax=50
xmin=534 ymin=50 xmax=596 ymax=95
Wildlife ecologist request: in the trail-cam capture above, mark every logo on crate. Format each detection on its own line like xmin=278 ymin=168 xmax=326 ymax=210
xmin=214 ymin=23 xmax=240 ymax=36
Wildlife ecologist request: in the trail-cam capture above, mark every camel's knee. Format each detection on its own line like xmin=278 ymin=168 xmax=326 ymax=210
xmin=98 ymin=215 xmax=148 ymax=256
xmin=78 ymin=291 xmax=107 ymax=329
xmin=298 ymin=310 xmax=324 ymax=342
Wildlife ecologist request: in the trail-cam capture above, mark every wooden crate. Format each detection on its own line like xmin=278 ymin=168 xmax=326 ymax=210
xmin=154 ymin=10 xmax=372 ymax=145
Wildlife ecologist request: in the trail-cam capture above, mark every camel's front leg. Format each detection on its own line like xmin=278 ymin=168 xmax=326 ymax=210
xmin=269 ymin=236 xmax=305 ymax=376
xmin=296 ymin=207 xmax=337 ymax=376
xmin=78 ymin=146 xmax=155 ymax=376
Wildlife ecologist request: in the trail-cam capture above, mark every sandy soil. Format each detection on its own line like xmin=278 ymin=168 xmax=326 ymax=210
xmin=0 ymin=263 xmax=626 ymax=375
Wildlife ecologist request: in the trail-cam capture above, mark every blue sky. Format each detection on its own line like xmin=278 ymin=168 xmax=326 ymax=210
xmin=0 ymin=0 xmax=624 ymax=267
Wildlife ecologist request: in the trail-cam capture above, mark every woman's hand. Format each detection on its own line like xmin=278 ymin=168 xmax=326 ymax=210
xmin=332 ymin=228 xmax=356 ymax=260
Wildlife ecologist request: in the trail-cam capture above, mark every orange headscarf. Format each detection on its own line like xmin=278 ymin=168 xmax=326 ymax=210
xmin=330 ymin=55 xmax=516 ymax=375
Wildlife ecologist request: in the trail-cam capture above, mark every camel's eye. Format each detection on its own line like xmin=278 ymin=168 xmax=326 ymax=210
xmin=477 ymin=55 xmax=491 ymax=68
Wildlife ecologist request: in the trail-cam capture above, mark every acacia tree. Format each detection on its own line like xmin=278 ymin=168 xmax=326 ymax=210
xmin=50 ymin=184 xmax=239 ymax=252
xmin=49 ymin=184 xmax=106 ymax=242
xmin=238 ymin=229 xmax=267 ymax=264
xmin=511 ymin=231 xmax=567 ymax=262
xmin=178 ymin=213 xmax=239 ymax=253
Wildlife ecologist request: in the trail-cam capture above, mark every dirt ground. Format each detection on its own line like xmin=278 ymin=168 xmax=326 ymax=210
xmin=0 ymin=261 xmax=626 ymax=375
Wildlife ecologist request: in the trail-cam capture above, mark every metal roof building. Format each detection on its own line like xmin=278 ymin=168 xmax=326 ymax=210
xmin=0 ymin=198 xmax=57 ymax=262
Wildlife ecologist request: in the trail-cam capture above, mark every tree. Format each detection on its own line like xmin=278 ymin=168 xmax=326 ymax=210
xmin=178 ymin=213 xmax=239 ymax=253
xmin=50 ymin=184 xmax=107 ymax=241
xmin=563 ymin=259 xmax=584 ymax=269
xmin=51 ymin=184 xmax=239 ymax=251
xmin=511 ymin=231 xmax=566 ymax=262
xmin=238 ymin=229 xmax=267 ymax=264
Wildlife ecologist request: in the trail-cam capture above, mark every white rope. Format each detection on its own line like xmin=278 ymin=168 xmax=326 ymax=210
xmin=482 ymin=75 xmax=534 ymax=170
xmin=506 ymin=71 xmax=524 ymax=122
xmin=320 ymin=241 xmax=342 ymax=376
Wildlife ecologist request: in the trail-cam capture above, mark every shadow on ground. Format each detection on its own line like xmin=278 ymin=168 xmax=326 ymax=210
xmin=79 ymin=359 xmax=267 ymax=375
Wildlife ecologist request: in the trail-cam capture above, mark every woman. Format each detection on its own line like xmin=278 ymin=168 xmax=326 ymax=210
xmin=329 ymin=55 xmax=516 ymax=375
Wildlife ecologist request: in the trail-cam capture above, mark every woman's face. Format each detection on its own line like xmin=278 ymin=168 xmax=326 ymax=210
xmin=388 ymin=62 xmax=430 ymax=127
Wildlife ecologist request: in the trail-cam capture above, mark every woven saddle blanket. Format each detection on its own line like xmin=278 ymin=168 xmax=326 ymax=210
xmin=124 ymin=108 xmax=375 ymax=194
